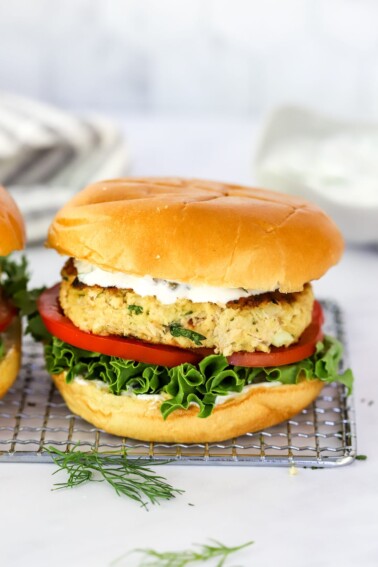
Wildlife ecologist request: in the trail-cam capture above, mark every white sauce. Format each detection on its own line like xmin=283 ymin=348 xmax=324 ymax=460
xmin=212 ymin=380 xmax=282 ymax=406
xmin=73 ymin=376 xmax=282 ymax=406
xmin=74 ymin=259 xmax=269 ymax=305
xmin=74 ymin=377 xmax=109 ymax=390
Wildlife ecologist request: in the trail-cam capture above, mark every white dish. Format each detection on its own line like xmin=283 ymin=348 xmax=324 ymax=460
xmin=254 ymin=106 xmax=378 ymax=244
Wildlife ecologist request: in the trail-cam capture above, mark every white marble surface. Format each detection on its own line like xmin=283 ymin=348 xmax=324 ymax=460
xmin=1 ymin=117 xmax=378 ymax=567
xmin=1 ymin=1 xmax=378 ymax=121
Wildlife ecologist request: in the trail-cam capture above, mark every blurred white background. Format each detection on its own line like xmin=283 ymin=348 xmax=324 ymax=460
xmin=1 ymin=0 xmax=378 ymax=244
xmin=1 ymin=7 xmax=378 ymax=567
xmin=0 ymin=0 xmax=377 ymax=119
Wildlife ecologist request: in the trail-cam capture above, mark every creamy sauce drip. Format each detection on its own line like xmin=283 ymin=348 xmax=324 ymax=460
xmin=74 ymin=259 xmax=270 ymax=305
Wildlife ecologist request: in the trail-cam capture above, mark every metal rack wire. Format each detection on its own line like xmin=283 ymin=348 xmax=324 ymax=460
xmin=0 ymin=301 xmax=356 ymax=467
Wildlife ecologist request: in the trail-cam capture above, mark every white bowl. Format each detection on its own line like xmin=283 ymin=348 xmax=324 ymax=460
xmin=254 ymin=106 xmax=378 ymax=244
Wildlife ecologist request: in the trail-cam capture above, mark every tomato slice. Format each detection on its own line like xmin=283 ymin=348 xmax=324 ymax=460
xmin=38 ymin=284 xmax=324 ymax=369
xmin=37 ymin=284 xmax=204 ymax=367
xmin=228 ymin=301 xmax=324 ymax=367
xmin=0 ymin=295 xmax=17 ymax=333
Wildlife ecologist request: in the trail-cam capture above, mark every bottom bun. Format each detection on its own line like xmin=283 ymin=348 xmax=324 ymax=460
xmin=52 ymin=372 xmax=324 ymax=443
xmin=0 ymin=317 xmax=22 ymax=398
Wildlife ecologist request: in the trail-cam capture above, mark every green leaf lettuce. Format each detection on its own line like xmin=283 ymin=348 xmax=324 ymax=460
xmin=0 ymin=254 xmax=29 ymax=359
xmin=45 ymin=335 xmax=354 ymax=419
xmin=0 ymin=254 xmax=49 ymax=341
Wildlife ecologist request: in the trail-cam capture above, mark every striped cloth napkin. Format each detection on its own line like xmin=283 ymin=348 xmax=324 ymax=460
xmin=0 ymin=92 xmax=130 ymax=242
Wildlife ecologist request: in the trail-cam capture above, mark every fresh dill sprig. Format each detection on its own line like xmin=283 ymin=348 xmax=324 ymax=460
xmin=46 ymin=446 xmax=183 ymax=508
xmin=114 ymin=539 xmax=254 ymax=567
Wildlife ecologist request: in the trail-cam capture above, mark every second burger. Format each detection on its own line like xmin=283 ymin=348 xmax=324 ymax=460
xmin=0 ymin=186 xmax=26 ymax=398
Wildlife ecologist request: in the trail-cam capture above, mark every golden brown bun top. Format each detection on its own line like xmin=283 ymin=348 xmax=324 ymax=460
xmin=47 ymin=177 xmax=344 ymax=291
xmin=0 ymin=186 xmax=25 ymax=255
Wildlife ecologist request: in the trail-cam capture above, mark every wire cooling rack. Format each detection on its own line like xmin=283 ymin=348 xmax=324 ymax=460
xmin=0 ymin=300 xmax=356 ymax=467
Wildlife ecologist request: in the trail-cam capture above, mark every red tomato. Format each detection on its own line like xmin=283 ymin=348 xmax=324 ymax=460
xmin=38 ymin=284 xmax=324 ymax=369
xmin=228 ymin=301 xmax=324 ymax=367
xmin=37 ymin=284 xmax=204 ymax=367
xmin=0 ymin=297 xmax=17 ymax=332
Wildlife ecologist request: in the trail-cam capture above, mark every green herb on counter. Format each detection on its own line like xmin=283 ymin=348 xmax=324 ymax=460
xmin=113 ymin=539 xmax=254 ymax=566
xmin=356 ymin=454 xmax=368 ymax=461
xmin=47 ymin=446 xmax=183 ymax=508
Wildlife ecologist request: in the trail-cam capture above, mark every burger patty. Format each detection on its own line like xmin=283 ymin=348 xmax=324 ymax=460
xmin=60 ymin=259 xmax=314 ymax=356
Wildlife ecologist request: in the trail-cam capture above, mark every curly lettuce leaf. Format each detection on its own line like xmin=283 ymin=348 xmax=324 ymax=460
xmin=0 ymin=255 xmax=29 ymax=304
xmin=45 ymin=335 xmax=354 ymax=419
xmin=0 ymin=255 xmax=49 ymax=341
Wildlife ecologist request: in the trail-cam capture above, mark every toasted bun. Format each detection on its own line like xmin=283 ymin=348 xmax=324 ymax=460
xmin=0 ymin=317 xmax=22 ymax=398
xmin=0 ymin=186 xmax=25 ymax=255
xmin=52 ymin=372 xmax=324 ymax=442
xmin=47 ymin=178 xmax=343 ymax=292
